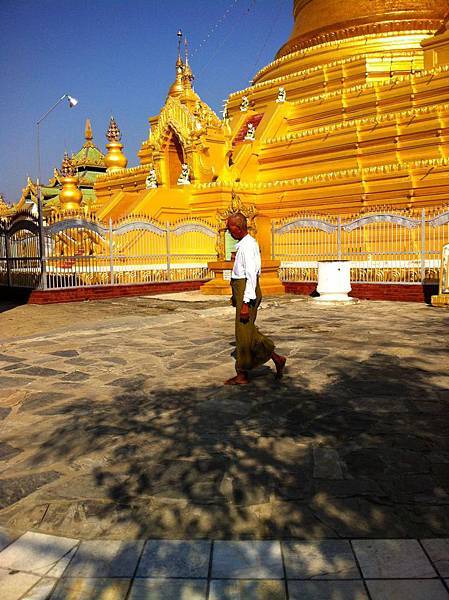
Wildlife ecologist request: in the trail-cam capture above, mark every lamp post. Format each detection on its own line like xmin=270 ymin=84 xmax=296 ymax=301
xmin=36 ymin=93 xmax=78 ymax=289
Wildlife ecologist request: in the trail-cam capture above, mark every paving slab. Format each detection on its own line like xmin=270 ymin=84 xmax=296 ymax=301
xmin=211 ymin=540 xmax=283 ymax=579
xmin=1 ymin=296 xmax=449 ymax=540
xmin=49 ymin=577 xmax=131 ymax=599
xmin=352 ymin=539 xmax=437 ymax=578
xmin=421 ymin=538 xmax=449 ymax=577
xmin=128 ymin=578 xmax=207 ymax=599
xmin=0 ymin=531 xmax=78 ymax=575
xmin=0 ymin=568 xmax=42 ymax=600
xmin=209 ymin=579 xmax=286 ymax=599
xmin=283 ymin=540 xmax=360 ymax=579
xmin=45 ymin=545 xmax=78 ymax=578
xmin=366 ymin=579 xmax=449 ymax=600
xmin=312 ymin=448 xmax=344 ymax=479
xmin=21 ymin=578 xmax=57 ymax=600
xmin=287 ymin=580 xmax=369 ymax=600
xmin=136 ymin=540 xmax=210 ymax=578
xmin=0 ymin=526 xmax=18 ymax=552
xmin=63 ymin=540 xmax=144 ymax=578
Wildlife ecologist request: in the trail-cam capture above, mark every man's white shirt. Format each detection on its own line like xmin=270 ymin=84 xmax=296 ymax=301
xmin=231 ymin=234 xmax=261 ymax=303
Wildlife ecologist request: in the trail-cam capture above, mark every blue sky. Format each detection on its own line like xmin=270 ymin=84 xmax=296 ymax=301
xmin=0 ymin=0 xmax=292 ymax=203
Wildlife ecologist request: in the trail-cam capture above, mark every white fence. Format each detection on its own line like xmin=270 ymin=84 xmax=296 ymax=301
xmin=273 ymin=207 xmax=449 ymax=284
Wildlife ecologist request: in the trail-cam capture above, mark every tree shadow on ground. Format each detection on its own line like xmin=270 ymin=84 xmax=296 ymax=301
xmin=23 ymin=350 xmax=449 ymax=543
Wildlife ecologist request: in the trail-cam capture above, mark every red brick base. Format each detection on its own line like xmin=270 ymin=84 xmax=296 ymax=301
xmin=2 ymin=281 xmax=206 ymax=305
xmin=2 ymin=281 xmax=439 ymax=305
xmin=284 ymin=282 xmax=439 ymax=304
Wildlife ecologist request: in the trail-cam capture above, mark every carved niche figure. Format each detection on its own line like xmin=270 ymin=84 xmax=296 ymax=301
xmin=145 ymin=168 xmax=158 ymax=189
xmin=177 ymin=163 xmax=191 ymax=185
xmin=240 ymin=96 xmax=249 ymax=112
xmin=276 ymin=87 xmax=287 ymax=103
xmin=244 ymin=122 xmax=256 ymax=141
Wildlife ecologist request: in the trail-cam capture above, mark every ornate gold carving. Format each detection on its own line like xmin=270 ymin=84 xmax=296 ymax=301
xmin=216 ymin=192 xmax=257 ymax=259
xmin=60 ymin=152 xmax=76 ymax=177
xmin=142 ymin=96 xmax=221 ymax=154
xmin=106 ymin=116 xmax=122 ymax=142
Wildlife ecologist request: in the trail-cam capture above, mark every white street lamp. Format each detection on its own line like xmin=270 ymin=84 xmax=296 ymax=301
xmin=36 ymin=93 xmax=78 ymax=289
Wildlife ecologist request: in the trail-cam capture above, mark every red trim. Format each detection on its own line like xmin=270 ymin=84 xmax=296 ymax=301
xmin=2 ymin=281 xmax=439 ymax=305
xmin=284 ymin=282 xmax=439 ymax=304
xmin=233 ymin=114 xmax=264 ymax=146
xmin=3 ymin=281 xmax=206 ymax=305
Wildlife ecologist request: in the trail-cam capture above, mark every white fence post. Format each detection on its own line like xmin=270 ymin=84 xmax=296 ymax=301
xmin=421 ymin=208 xmax=426 ymax=283
xmin=337 ymin=216 xmax=342 ymax=260
xmin=4 ymin=228 xmax=11 ymax=288
xmin=109 ymin=218 xmax=114 ymax=285
xmin=166 ymin=222 xmax=171 ymax=281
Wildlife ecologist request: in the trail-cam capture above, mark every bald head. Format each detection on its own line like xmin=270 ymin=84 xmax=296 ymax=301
xmin=227 ymin=212 xmax=247 ymax=229
xmin=227 ymin=212 xmax=248 ymax=240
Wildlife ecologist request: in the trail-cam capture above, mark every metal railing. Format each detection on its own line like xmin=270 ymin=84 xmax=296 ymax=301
xmin=3 ymin=206 xmax=449 ymax=291
xmin=0 ymin=213 xmax=217 ymax=290
xmin=273 ymin=207 xmax=449 ymax=284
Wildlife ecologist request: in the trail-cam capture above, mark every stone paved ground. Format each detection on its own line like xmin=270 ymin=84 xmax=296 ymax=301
xmin=0 ymin=293 xmax=448 ymax=541
xmin=1 ymin=531 xmax=449 ymax=599
xmin=0 ymin=292 xmax=449 ymax=598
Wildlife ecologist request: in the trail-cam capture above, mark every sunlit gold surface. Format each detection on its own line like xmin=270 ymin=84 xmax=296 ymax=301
xmin=58 ymin=176 xmax=82 ymax=211
xmin=104 ymin=117 xmax=128 ymax=173
xmin=75 ymin=1 xmax=449 ymax=279
xmin=279 ymin=0 xmax=448 ymax=58
xmin=58 ymin=154 xmax=83 ymax=210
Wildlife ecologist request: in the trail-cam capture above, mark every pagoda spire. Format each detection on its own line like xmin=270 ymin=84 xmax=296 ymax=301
xmin=106 ymin=116 xmax=122 ymax=142
xmin=176 ymin=29 xmax=183 ymax=69
xmin=104 ymin=116 xmax=127 ymax=172
xmin=167 ymin=30 xmax=185 ymax=99
xmin=61 ymin=152 xmax=76 ymax=177
xmin=83 ymin=118 xmax=94 ymax=148
xmin=182 ymin=36 xmax=194 ymax=90
xmin=59 ymin=152 xmax=82 ymax=210
xmin=85 ymin=118 xmax=93 ymax=142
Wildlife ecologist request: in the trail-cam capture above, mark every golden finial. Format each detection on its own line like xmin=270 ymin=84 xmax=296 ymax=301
xmin=183 ymin=37 xmax=194 ymax=87
xmin=85 ymin=118 xmax=93 ymax=141
xmin=106 ymin=116 xmax=122 ymax=142
xmin=59 ymin=152 xmax=82 ymax=210
xmin=61 ymin=152 xmax=76 ymax=177
xmin=104 ymin=116 xmax=127 ymax=172
xmin=168 ymin=31 xmax=185 ymax=98
xmin=177 ymin=30 xmax=183 ymax=69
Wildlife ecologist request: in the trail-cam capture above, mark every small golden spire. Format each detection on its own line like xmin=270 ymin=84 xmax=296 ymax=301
xmin=85 ymin=118 xmax=93 ymax=141
xmin=176 ymin=29 xmax=183 ymax=69
xmin=61 ymin=152 xmax=76 ymax=177
xmin=183 ymin=37 xmax=194 ymax=89
xmin=104 ymin=116 xmax=127 ymax=172
xmin=168 ymin=31 xmax=185 ymax=98
xmin=106 ymin=116 xmax=122 ymax=142
xmin=59 ymin=152 xmax=82 ymax=210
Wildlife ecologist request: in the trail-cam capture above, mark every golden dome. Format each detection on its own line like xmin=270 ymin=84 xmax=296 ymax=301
xmin=59 ymin=153 xmax=82 ymax=210
xmin=278 ymin=0 xmax=449 ymax=57
xmin=104 ymin=117 xmax=128 ymax=172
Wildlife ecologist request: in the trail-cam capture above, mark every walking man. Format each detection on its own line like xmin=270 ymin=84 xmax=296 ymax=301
xmin=225 ymin=212 xmax=286 ymax=385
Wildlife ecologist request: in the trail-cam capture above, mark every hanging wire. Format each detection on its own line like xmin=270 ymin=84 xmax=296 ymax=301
xmin=196 ymin=1 xmax=255 ymax=78
xmin=190 ymin=0 xmax=243 ymax=59
xmin=245 ymin=0 xmax=285 ymax=83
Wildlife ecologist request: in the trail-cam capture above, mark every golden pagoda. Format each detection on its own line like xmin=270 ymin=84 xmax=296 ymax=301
xmin=58 ymin=152 xmax=83 ymax=211
xmin=7 ymin=120 xmax=106 ymax=217
xmin=93 ymin=1 xmax=449 ymax=231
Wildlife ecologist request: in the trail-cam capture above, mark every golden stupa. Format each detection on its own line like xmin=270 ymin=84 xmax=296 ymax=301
xmin=93 ymin=0 xmax=449 ymax=230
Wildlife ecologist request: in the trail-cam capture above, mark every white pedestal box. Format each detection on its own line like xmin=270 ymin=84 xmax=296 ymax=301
xmin=315 ymin=260 xmax=352 ymax=302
